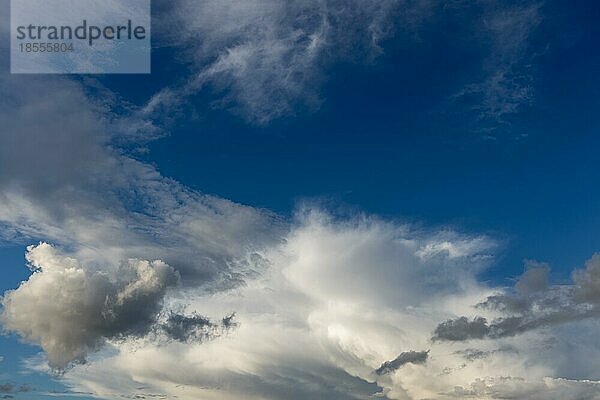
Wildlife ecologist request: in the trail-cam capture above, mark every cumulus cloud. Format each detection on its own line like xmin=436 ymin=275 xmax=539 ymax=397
xmin=0 ymin=243 xmax=178 ymax=369
xmin=39 ymin=213 xmax=598 ymax=400
xmin=0 ymin=74 xmax=278 ymax=368
xmin=516 ymin=260 xmax=550 ymax=295
xmin=37 ymin=212 xmax=499 ymax=400
xmin=0 ymin=70 xmax=281 ymax=375
xmin=574 ymin=254 xmax=600 ymax=304
xmin=3 ymin=205 xmax=600 ymax=399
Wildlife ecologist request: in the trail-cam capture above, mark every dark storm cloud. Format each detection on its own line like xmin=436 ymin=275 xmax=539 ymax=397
xmin=160 ymin=312 xmax=238 ymax=343
xmin=433 ymin=317 xmax=490 ymax=341
xmin=434 ymin=308 xmax=600 ymax=342
xmin=433 ymin=257 xmax=600 ymax=342
xmin=375 ymin=350 xmax=429 ymax=375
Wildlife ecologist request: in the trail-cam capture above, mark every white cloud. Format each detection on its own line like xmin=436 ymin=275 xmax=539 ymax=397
xmin=27 ymin=211 xmax=593 ymax=400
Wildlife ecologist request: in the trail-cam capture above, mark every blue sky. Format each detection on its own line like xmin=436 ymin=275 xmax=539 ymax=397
xmin=1 ymin=1 xmax=600 ymax=399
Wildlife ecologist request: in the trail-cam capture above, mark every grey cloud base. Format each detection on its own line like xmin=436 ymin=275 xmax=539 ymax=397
xmin=432 ymin=259 xmax=600 ymax=343
xmin=375 ymin=351 xmax=429 ymax=375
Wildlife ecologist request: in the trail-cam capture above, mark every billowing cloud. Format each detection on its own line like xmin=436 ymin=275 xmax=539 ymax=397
xmin=0 ymin=243 xmax=178 ymax=369
xmin=574 ymin=254 xmax=600 ymax=304
xmin=3 ymin=204 xmax=600 ymax=399
xmin=0 ymin=74 xmax=283 ymax=373
xmin=516 ymin=260 xmax=550 ymax=296
xmin=36 ymin=214 xmax=595 ymax=400
xmin=0 ymin=207 xmax=498 ymax=399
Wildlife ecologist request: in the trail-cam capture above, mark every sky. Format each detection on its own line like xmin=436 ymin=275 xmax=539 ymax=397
xmin=0 ymin=1 xmax=600 ymax=399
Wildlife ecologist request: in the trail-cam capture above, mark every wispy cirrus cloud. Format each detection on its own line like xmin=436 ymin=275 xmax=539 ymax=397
xmin=136 ymin=0 xmax=437 ymax=125
xmin=0 ymin=75 xmax=281 ymax=290
xmin=453 ymin=1 xmax=543 ymax=133
xmin=125 ymin=0 xmax=545 ymax=138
